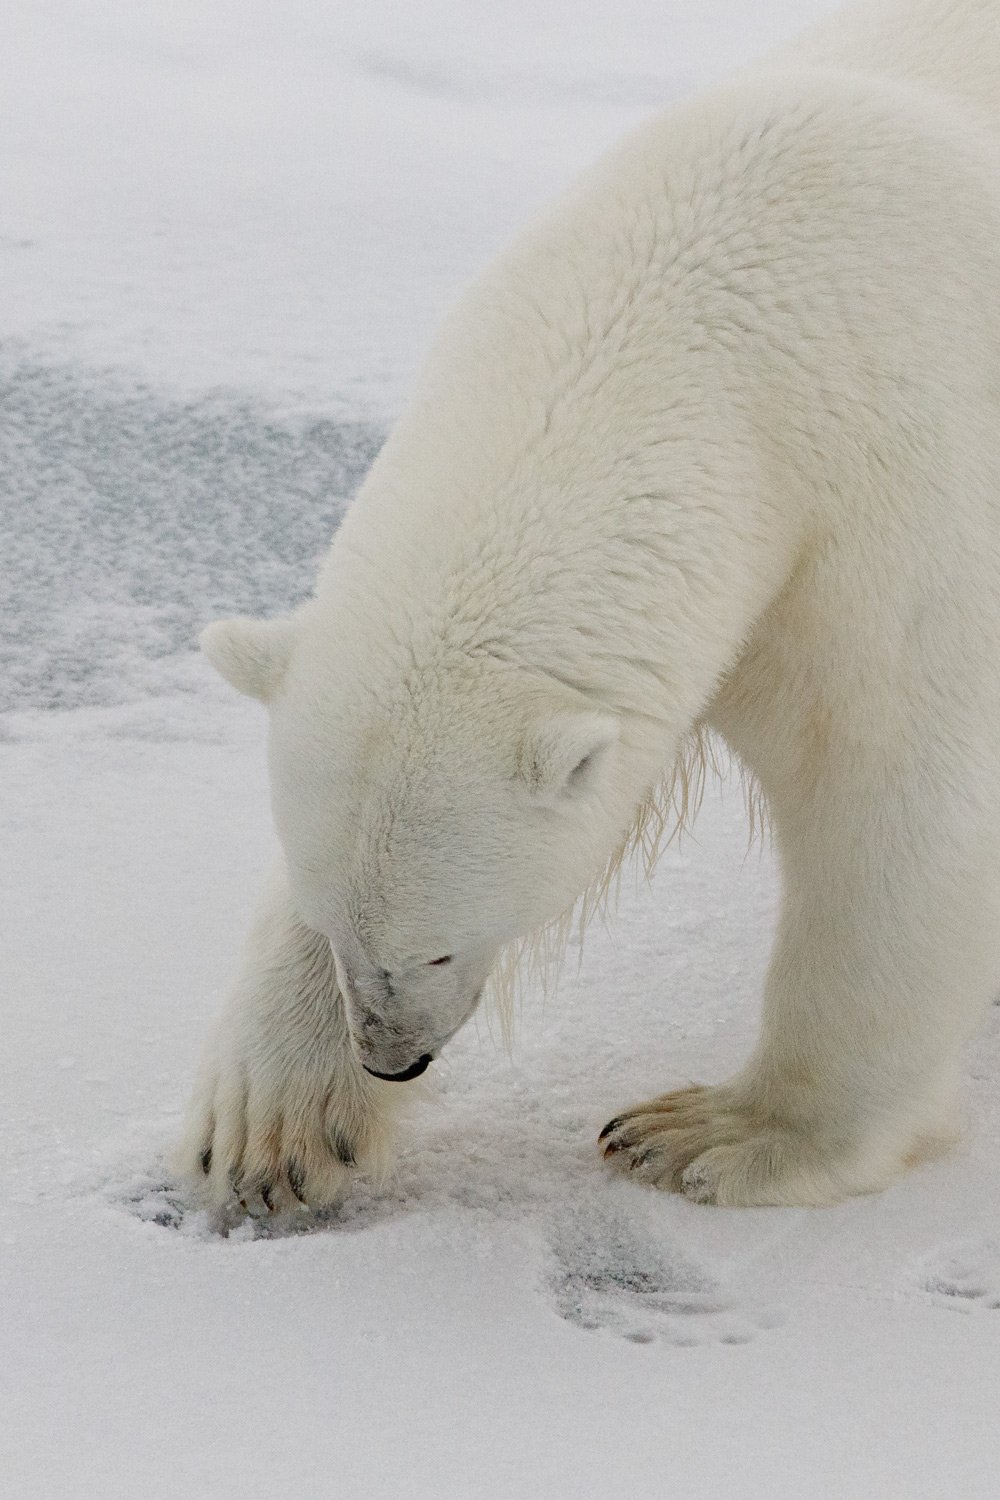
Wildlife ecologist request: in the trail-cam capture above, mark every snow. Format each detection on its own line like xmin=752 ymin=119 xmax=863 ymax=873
xmin=2 ymin=2 xmax=999 ymax=1496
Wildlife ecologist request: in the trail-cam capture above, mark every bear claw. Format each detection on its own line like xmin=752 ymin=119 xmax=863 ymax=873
xmin=331 ymin=1130 xmax=356 ymax=1167
xmin=286 ymin=1160 xmax=307 ymax=1202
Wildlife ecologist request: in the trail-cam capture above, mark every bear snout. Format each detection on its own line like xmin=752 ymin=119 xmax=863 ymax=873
xmin=345 ymin=1001 xmax=436 ymax=1080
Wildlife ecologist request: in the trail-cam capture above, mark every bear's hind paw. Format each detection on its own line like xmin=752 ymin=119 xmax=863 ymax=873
xmin=600 ymin=1085 xmax=859 ymax=1208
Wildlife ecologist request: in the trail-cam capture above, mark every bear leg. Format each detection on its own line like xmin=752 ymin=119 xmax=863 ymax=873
xmin=603 ymin=766 xmax=999 ymax=1206
xmin=174 ymin=864 xmax=403 ymax=1214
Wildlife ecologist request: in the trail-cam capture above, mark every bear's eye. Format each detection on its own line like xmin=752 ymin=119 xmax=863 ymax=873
xmin=427 ymin=955 xmax=453 ymax=967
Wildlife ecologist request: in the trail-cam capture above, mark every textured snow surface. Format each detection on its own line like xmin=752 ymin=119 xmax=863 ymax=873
xmin=3 ymin=3 xmax=999 ymax=1497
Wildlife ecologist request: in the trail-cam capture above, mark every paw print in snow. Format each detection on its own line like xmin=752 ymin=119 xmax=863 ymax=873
xmin=546 ymin=1201 xmax=784 ymax=1347
xmin=916 ymin=1239 xmax=1000 ymax=1311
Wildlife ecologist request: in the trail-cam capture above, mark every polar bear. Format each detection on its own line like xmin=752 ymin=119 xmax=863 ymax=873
xmin=178 ymin=0 xmax=1000 ymax=1210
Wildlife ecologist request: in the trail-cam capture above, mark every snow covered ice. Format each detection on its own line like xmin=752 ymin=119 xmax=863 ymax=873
xmin=2 ymin=2 xmax=999 ymax=1496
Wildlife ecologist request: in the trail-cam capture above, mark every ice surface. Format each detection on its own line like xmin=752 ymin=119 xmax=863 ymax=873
xmin=2 ymin=3 xmax=999 ymax=1497
xmin=0 ymin=348 xmax=381 ymax=713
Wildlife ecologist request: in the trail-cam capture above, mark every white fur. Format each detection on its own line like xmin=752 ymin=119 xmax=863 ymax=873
xmin=180 ymin=0 xmax=1000 ymax=1211
xmin=200 ymin=617 xmax=295 ymax=702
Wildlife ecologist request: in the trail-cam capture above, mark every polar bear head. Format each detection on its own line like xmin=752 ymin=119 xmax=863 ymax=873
xmin=202 ymin=609 xmax=635 ymax=1080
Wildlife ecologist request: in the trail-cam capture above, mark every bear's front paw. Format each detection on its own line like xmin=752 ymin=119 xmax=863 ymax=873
xmin=600 ymin=1085 xmax=853 ymax=1207
xmin=175 ymin=1029 xmax=396 ymax=1215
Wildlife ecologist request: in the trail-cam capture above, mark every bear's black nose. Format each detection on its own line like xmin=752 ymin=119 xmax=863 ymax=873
xmin=362 ymin=1053 xmax=433 ymax=1083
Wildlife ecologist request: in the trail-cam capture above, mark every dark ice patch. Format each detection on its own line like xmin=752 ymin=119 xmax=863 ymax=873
xmin=0 ymin=346 xmax=384 ymax=713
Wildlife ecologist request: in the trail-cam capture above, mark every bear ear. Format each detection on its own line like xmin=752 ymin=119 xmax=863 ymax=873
xmin=199 ymin=616 xmax=295 ymax=702
xmin=516 ymin=707 xmax=619 ymax=802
